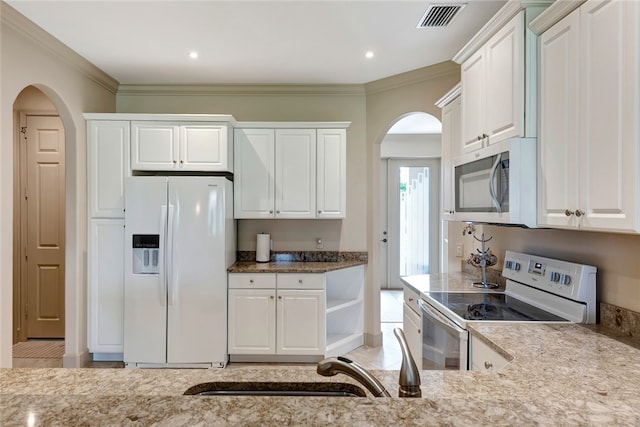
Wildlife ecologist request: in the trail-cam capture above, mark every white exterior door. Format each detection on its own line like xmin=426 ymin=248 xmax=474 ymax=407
xmin=275 ymin=129 xmax=316 ymax=218
xmin=131 ymin=122 xmax=178 ymax=170
xmin=276 ymin=289 xmax=325 ymax=355
xmin=228 ymin=289 xmax=276 ymax=354
xmin=538 ymin=10 xmax=580 ymax=229
xmin=316 ymin=129 xmax=346 ymax=218
xmin=233 ymin=129 xmax=275 ymax=218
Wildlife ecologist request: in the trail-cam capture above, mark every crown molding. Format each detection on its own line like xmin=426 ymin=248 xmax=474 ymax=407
xmin=435 ymin=82 xmax=461 ymax=108
xmin=117 ymin=84 xmax=365 ymax=97
xmin=364 ymin=61 xmax=460 ymax=95
xmin=452 ymin=0 xmax=554 ymax=64
xmin=1 ymin=2 xmax=119 ymax=94
xmin=529 ymin=0 xmax=585 ymax=35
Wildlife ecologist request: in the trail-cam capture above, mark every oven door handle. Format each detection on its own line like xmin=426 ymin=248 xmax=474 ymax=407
xmin=418 ymin=299 xmax=466 ymax=336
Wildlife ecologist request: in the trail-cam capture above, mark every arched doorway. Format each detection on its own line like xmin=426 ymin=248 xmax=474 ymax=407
xmin=380 ymin=112 xmax=442 ymax=289
xmin=12 ymin=86 xmax=67 ymax=367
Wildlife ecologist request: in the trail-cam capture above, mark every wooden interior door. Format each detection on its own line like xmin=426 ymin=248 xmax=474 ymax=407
xmin=24 ymin=115 xmax=65 ymax=338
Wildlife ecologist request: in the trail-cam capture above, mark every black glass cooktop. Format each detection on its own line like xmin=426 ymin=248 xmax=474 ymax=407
xmin=426 ymin=292 xmax=569 ymax=322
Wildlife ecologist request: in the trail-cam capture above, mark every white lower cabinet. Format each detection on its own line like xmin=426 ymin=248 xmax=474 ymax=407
xmin=402 ymin=285 xmax=422 ymax=367
xmin=469 ymin=334 xmax=509 ymax=372
xmin=88 ymin=219 xmax=125 ymax=356
xmin=228 ymin=265 xmax=364 ymax=360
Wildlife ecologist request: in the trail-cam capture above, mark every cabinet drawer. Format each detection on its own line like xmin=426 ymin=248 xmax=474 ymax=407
xmin=403 ymin=286 xmax=420 ymax=315
xmin=228 ymin=273 xmax=276 ymax=289
xmin=277 ymin=273 xmax=325 ymax=290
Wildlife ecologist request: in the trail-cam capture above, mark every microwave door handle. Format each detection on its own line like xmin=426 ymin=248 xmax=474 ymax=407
xmin=489 ymin=153 xmax=502 ymax=213
xmin=418 ymin=299 xmax=465 ymax=337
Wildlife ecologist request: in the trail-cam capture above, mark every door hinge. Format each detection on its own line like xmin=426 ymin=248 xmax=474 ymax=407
xmin=25 ymin=304 xmax=28 ymax=319
xmin=20 ymin=126 xmax=27 ymax=135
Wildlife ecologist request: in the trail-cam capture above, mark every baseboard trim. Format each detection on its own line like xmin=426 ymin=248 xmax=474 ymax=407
xmin=63 ymin=349 xmax=91 ymax=368
xmin=364 ymin=332 xmax=383 ymax=347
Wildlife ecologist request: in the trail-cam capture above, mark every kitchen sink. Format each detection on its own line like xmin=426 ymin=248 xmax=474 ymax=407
xmin=183 ymin=381 xmax=367 ymax=397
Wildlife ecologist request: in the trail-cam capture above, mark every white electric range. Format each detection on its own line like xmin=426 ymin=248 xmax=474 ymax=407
xmin=417 ymin=250 xmax=597 ymax=370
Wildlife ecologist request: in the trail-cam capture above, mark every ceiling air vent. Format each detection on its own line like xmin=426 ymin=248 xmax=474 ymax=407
xmin=417 ymin=3 xmax=467 ymax=28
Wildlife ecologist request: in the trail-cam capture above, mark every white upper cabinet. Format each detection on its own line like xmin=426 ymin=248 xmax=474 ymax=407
xmin=538 ymin=10 xmax=580 ymax=229
xmin=460 ymin=12 xmax=524 ymax=153
xmin=234 ymin=123 xmax=350 ymax=219
xmin=538 ymin=0 xmax=639 ymax=232
xmin=316 ymin=129 xmax=346 ymax=219
xmin=87 ymin=120 xmax=130 ymax=218
xmin=275 ymin=129 xmax=317 ymax=219
xmin=131 ymin=121 xmax=231 ymax=172
xmin=437 ymin=85 xmax=461 ymax=219
xmin=233 ymin=129 xmax=276 ymax=219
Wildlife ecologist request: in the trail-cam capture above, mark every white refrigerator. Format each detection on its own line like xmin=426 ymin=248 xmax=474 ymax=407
xmin=123 ymin=176 xmax=235 ymax=368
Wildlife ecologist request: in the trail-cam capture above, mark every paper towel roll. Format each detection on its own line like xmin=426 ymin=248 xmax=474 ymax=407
xmin=256 ymin=233 xmax=271 ymax=263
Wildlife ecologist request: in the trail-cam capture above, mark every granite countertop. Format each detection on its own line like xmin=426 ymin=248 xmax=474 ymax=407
xmin=3 ymin=273 xmax=640 ymax=425
xmin=228 ymin=260 xmax=366 ymax=273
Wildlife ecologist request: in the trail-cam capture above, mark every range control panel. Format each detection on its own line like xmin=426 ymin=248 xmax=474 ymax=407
xmin=502 ymin=250 xmax=596 ymax=302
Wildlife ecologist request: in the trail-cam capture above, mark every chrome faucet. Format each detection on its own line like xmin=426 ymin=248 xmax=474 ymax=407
xmin=316 ymin=356 xmax=391 ymax=397
xmin=316 ymin=327 xmax=421 ymax=398
xmin=393 ymin=327 xmax=421 ymax=398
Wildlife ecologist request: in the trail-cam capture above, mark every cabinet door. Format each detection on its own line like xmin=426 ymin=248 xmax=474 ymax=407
xmin=579 ymin=0 xmax=639 ymax=232
xmin=537 ymin=10 xmax=580 ymax=229
xmin=275 ymin=129 xmax=316 ymax=218
xmin=87 ymin=120 xmax=130 ymax=218
xmin=88 ymin=219 xmax=124 ymax=353
xmin=485 ymin=12 xmax=524 ymax=143
xmin=460 ymin=49 xmax=486 ymax=153
xmin=228 ymin=289 xmax=276 ymax=354
xmin=179 ymin=124 xmax=230 ymax=171
xmin=131 ymin=122 xmax=179 ymax=170
xmin=276 ymin=289 xmax=325 ymax=355
xmin=402 ymin=304 xmax=422 ymax=369
xmin=469 ymin=335 xmax=509 ymax=371
xmin=316 ymin=129 xmax=346 ymax=218
xmin=233 ymin=129 xmax=275 ymax=219
xmin=441 ymin=97 xmax=460 ymax=218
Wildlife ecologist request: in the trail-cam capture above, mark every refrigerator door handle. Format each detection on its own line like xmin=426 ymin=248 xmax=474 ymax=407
xmin=159 ymin=205 xmax=168 ymax=307
xmin=167 ymin=204 xmax=175 ymax=307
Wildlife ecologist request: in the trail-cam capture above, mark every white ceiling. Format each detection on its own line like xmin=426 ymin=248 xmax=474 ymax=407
xmin=7 ymin=0 xmax=506 ymax=85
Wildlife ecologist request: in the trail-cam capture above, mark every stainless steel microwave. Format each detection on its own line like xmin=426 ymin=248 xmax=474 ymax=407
xmin=452 ymin=138 xmax=537 ymax=227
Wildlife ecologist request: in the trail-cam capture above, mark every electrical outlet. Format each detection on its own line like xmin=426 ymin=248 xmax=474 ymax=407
xmin=455 ymin=244 xmax=464 ymax=258
xmin=316 ymin=238 xmax=323 ymax=249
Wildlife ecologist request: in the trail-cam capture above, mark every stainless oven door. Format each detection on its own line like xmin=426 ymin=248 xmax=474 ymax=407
xmin=418 ymin=299 xmax=468 ymax=370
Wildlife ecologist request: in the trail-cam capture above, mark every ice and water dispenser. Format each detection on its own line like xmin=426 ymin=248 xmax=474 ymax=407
xmin=132 ymin=234 xmax=159 ymax=274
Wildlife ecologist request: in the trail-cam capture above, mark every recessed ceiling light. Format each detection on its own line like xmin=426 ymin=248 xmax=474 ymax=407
xmin=189 ymin=51 xmax=199 ymax=59
xmin=365 ymin=51 xmax=374 ymax=59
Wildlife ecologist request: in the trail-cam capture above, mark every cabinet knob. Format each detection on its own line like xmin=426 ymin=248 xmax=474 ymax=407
xmin=477 ymin=135 xmax=482 ymax=141
xmin=565 ymin=209 xmax=574 ymax=217
xmin=298 ymin=279 xmax=303 ymax=284
xmin=269 ymin=210 xmax=273 ymax=214
xmin=249 ymin=279 xmax=254 ymax=284
xmin=173 ymin=160 xmax=177 ymax=164
xmin=318 ymin=210 xmax=322 ymax=214
xmin=278 ymin=296 xmax=282 ymax=299
xmin=575 ymin=209 xmax=584 ymax=217
xmin=276 ymin=210 xmax=280 ymax=214
xmin=482 ymin=133 xmax=488 ymax=139
xmin=180 ymin=160 xmax=184 ymax=164
xmin=270 ymin=295 xmax=274 ymax=299
xmin=408 ymin=297 xmax=414 ymax=302
xmin=484 ymin=361 xmax=493 ymax=370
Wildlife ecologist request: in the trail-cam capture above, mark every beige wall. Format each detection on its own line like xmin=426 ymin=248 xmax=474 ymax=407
xmin=0 ymin=4 xmax=117 ymax=368
xmin=117 ymin=86 xmax=367 ymax=252
xmin=482 ymin=225 xmax=640 ymax=313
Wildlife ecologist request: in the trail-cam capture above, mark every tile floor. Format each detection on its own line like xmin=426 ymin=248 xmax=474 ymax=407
xmin=12 ymin=290 xmax=405 ymax=371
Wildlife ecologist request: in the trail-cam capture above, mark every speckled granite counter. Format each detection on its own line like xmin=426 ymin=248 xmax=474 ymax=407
xmin=3 ymin=272 xmax=640 ymax=425
xmin=228 ymin=260 xmax=366 ymax=273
